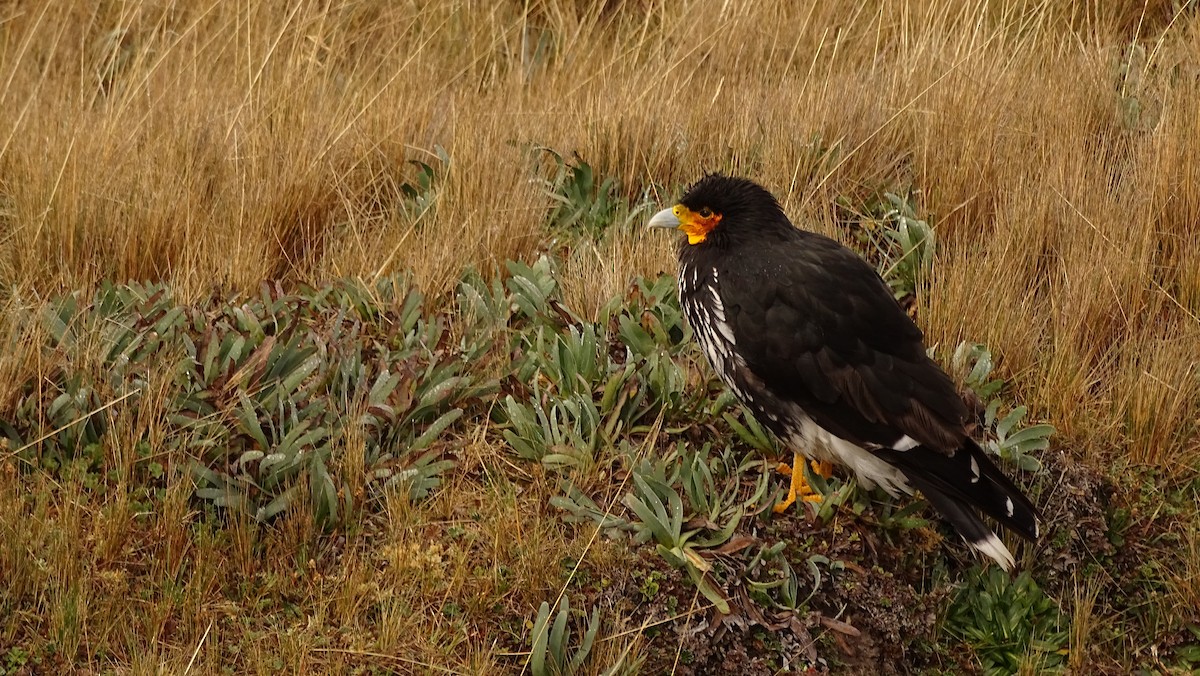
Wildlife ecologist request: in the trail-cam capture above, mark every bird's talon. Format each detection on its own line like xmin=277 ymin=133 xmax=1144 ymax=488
xmin=771 ymin=453 xmax=825 ymax=511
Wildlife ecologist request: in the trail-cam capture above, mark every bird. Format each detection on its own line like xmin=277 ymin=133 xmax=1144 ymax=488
xmin=646 ymin=173 xmax=1039 ymax=570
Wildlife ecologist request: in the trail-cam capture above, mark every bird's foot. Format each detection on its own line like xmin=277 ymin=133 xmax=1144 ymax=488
xmin=772 ymin=456 xmax=833 ymax=512
xmin=774 ymin=458 xmax=834 ymax=479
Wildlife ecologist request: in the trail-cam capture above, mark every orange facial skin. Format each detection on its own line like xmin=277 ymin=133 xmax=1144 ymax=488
xmin=673 ymin=204 xmax=722 ymax=244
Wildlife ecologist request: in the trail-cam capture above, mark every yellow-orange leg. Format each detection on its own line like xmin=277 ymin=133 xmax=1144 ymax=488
xmin=772 ymin=454 xmax=835 ymax=513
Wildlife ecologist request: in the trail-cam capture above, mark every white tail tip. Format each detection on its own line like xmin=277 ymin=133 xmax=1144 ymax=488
xmin=970 ymin=533 xmax=1015 ymax=571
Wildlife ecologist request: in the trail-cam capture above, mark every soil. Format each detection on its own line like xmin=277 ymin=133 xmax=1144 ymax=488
xmin=582 ymin=449 xmax=1131 ymax=675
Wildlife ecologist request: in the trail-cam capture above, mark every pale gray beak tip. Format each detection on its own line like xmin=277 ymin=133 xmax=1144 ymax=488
xmin=646 ymin=207 xmax=680 ymax=230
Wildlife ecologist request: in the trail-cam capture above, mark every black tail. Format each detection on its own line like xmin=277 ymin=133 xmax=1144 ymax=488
xmin=876 ymin=439 xmax=1039 ymax=570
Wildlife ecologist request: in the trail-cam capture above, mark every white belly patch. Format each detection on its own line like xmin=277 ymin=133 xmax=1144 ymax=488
xmin=788 ymin=416 xmax=912 ymax=497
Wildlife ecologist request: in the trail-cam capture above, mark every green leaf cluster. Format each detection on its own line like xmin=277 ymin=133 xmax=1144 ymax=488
xmin=953 ymin=342 xmax=1054 ymax=472
xmin=946 ymin=566 xmax=1068 ymax=674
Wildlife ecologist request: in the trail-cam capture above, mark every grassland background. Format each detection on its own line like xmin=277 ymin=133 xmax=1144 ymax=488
xmin=1 ymin=0 xmax=1198 ymax=673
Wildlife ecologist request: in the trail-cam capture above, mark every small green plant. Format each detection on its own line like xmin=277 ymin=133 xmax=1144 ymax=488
xmin=984 ymin=404 xmax=1054 ymax=472
xmin=953 ymin=341 xmax=1006 ymax=400
xmin=953 ymin=342 xmax=1054 ymax=472
xmin=598 ymin=273 xmax=689 ymax=351
xmin=506 ymin=256 xmax=564 ymax=323
xmin=2 ymin=646 xmax=30 ymax=673
xmin=721 ymin=405 xmax=776 ymax=455
xmin=533 ymin=148 xmax=654 ymax=239
xmin=872 ymin=497 xmax=932 ymax=534
xmin=501 ymin=389 xmax=601 ymax=470
xmin=946 ymin=566 xmax=1068 ymax=674
xmin=554 ymin=442 xmax=776 ymax=615
xmin=527 ymin=596 xmax=600 ymax=676
xmin=498 ymin=264 xmax=708 ymax=469
xmin=842 ymin=190 xmax=936 ymax=302
xmin=679 ymin=443 xmax=769 ymax=529
xmin=399 ymin=145 xmax=449 ymax=221
xmin=622 ymin=458 xmax=731 ymax=613
xmin=1174 ymin=625 xmax=1200 ymax=669
xmin=637 ymin=570 xmax=664 ymax=601
xmin=551 ymin=474 xmax=636 ymax=537
xmin=746 ymin=541 xmax=844 ymax=613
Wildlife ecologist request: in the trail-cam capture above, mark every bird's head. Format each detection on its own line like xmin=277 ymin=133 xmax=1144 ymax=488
xmin=647 ymin=174 xmax=790 ymax=246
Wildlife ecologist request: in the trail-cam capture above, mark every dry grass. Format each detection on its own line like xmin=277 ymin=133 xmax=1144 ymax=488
xmin=2 ymin=0 xmax=1199 ymax=672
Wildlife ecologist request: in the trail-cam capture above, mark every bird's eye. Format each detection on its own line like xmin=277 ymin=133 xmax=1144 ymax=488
xmin=698 ymin=207 xmax=713 ymax=218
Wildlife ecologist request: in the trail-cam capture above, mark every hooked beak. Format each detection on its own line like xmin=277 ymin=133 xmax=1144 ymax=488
xmin=646 ymin=206 xmax=681 ymax=230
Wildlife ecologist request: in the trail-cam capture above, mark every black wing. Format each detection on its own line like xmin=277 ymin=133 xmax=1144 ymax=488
xmin=718 ymin=231 xmax=969 ymax=453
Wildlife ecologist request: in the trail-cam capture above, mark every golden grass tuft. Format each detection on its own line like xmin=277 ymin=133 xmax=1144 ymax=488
xmin=2 ymin=0 xmax=1200 ymax=671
